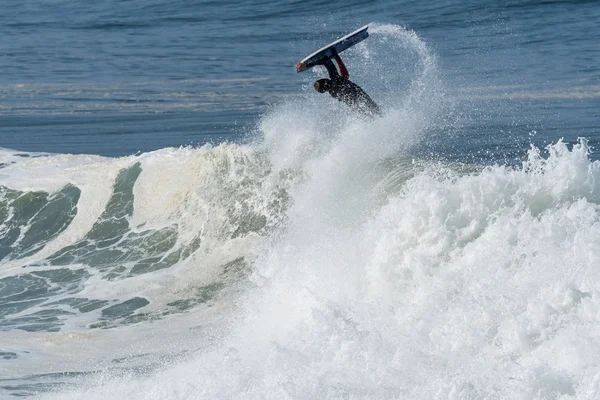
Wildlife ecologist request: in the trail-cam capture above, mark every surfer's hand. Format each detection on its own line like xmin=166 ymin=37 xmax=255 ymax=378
xmin=296 ymin=62 xmax=306 ymax=71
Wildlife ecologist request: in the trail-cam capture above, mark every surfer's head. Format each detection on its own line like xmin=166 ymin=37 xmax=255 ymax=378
xmin=314 ymin=79 xmax=331 ymax=93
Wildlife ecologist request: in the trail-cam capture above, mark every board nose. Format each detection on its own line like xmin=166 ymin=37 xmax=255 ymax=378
xmin=296 ymin=62 xmax=307 ymax=72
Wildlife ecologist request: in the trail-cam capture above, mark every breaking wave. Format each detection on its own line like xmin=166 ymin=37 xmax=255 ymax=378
xmin=1 ymin=23 xmax=599 ymax=399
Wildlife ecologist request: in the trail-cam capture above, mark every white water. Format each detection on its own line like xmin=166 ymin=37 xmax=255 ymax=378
xmin=31 ymin=137 xmax=600 ymax=399
xmin=2 ymin=24 xmax=600 ymax=399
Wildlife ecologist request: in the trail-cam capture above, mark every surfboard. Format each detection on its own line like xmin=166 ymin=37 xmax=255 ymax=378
xmin=295 ymin=25 xmax=369 ymax=72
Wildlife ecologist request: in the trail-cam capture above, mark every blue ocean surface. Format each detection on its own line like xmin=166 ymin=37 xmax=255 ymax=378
xmin=0 ymin=0 xmax=599 ymax=398
xmin=1 ymin=0 xmax=597 ymax=158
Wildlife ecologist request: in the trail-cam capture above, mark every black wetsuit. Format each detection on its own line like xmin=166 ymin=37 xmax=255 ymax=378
xmin=321 ymin=58 xmax=381 ymax=117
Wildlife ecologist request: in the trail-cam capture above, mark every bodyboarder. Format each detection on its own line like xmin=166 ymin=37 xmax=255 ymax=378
xmin=297 ymin=54 xmax=381 ymax=117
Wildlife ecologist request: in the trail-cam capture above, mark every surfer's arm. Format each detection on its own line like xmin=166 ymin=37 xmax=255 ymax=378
xmin=334 ymin=55 xmax=349 ymax=80
xmin=318 ymin=57 xmax=340 ymax=79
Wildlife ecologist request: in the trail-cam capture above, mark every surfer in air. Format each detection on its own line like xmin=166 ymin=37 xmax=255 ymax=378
xmin=295 ymin=25 xmax=380 ymax=117
xmin=306 ymin=54 xmax=381 ymax=117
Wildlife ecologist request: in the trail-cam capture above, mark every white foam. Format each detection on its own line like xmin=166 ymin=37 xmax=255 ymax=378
xmin=34 ymin=139 xmax=600 ymax=399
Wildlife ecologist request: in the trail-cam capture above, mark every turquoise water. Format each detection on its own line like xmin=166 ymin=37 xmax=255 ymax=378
xmin=1 ymin=1 xmax=600 ymax=398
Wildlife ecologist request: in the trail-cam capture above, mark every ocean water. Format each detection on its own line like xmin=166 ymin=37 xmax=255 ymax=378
xmin=1 ymin=0 xmax=599 ymax=398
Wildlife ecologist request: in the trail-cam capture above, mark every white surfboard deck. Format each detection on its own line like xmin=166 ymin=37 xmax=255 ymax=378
xmin=296 ymin=25 xmax=369 ymax=72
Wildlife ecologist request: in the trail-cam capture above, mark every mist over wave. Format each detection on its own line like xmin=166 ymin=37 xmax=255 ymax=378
xmin=1 ymin=22 xmax=599 ymax=399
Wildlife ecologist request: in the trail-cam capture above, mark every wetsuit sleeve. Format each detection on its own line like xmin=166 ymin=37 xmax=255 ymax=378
xmin=319 ymin=57 xmax=340 ymax=79
xmin=334 ymin=55 xmax=349 ymax=80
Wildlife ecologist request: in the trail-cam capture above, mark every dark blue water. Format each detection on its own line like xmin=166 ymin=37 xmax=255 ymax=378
xmin=1 ymin=0 xmax=598 ymax=159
